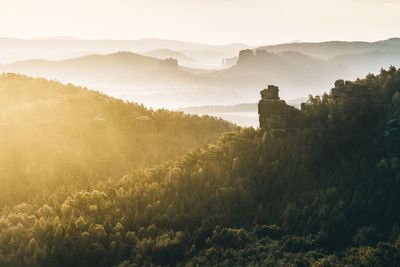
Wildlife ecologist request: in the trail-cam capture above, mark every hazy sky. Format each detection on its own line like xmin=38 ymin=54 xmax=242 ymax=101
xmin=1 ymin=0 xmax=399 ymax=45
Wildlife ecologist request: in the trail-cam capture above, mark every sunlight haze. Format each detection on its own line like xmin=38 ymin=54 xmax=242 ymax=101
xmin=1 ymin=0 xmax=399 ymax=44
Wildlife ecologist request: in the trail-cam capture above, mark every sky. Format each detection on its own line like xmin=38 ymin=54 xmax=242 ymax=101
xmin=0 ymin=0 xmax=399 ymax=45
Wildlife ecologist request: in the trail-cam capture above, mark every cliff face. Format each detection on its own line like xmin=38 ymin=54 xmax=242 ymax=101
xmin=258 ymin=85 xmax=300 ymax=136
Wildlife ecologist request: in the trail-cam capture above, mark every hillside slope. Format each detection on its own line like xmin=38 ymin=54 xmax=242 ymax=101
xmin=0 ymin=52 xmax=161 ymax=82
xmin=0 ymin=73 xmax=236 ymax=207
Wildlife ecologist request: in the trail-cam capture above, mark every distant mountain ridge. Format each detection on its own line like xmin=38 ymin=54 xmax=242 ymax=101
xmin=0 ymin=49 xmax=345 ymax=107
xmin=0 ymin=37 xmax=250 ymax=52
xmin=0 ymin=51 xmax=163 ymax=84
xmin=257 ymin=38 xmax=400 ymax=59
xmin=202 ymin=49 xmax=349 ymax=99
xmin=143 ymin=49 xmax=196 ymax=67
xmin=255 ymin=38 xmax=400 ymax=84
xmin=1 ymin=37 xmax=400 ymax=110
xmin=0 ymin=37 xmax=251 ymax=68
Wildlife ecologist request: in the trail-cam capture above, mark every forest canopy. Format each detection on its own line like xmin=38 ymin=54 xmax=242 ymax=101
xmin=0 ymin=73 xmax=236 ymax=207
xmin=2 ymin=67 xmax=400 ymax=266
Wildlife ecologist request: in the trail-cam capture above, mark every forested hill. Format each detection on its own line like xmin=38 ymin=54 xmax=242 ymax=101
xmin=0 ymin=73 xmax=236 ymax=207
xmin=2 ymin=67 xmax=400 ymax=266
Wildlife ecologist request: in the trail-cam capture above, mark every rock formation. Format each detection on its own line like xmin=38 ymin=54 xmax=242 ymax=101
xmin=237 ymin=49 xmax=255 ymax=66
xmin=258 ymin=85 xmax=299 ymax=136
xmin=159 ymin=58 xmax=178 ymax=71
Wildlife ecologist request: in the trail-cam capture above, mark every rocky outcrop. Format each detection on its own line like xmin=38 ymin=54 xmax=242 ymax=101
xmin=331 ymin=79 xmax=373 ymax=103
xmin=258 ymin=85 xmax=299 ymax=136
xmin=237 ymin=49 xmax=254 ymax=66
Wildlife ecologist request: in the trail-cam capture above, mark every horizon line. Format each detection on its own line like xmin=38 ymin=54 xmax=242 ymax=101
xmin=0 ymin=36 xmax=398 ymax=47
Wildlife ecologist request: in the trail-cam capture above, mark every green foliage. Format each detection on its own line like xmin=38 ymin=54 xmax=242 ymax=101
xmin=0 ymin=73 xmax=236 ymax=207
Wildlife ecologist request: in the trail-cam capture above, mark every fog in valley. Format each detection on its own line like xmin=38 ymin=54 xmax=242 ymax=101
xmin=1 ymin=37 xmax=400 ymax=126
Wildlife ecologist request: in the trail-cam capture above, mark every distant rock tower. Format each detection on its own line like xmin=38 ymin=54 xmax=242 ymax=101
xmin=237 ymin=49 xmax=254 ymax=66
xmin=258 ymin=85 xmax=299 ymax=136
xmin=159 ymin=58 xmax=179 ymax=71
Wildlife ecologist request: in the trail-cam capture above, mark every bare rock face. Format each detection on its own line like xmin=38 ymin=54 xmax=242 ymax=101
xmin=258 ymin=85 xmax=299 ymax=136
xmin=260 ymin=85 xmax=279 ymax=100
